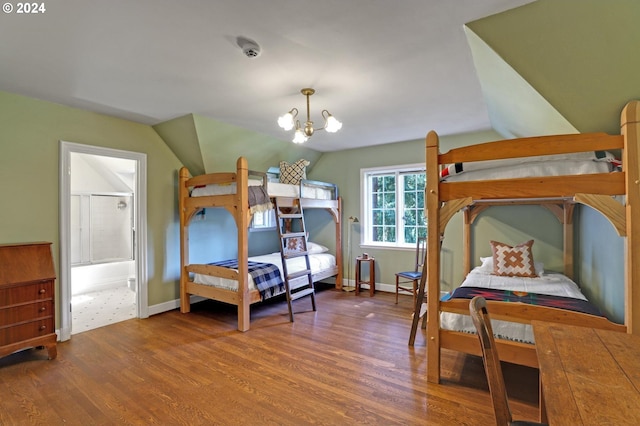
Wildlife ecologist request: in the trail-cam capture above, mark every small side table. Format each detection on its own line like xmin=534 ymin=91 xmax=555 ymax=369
xmin=355 ymin=256 xmax=375 ymax=296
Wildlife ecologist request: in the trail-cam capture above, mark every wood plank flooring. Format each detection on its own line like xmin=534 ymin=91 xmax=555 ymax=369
xmin=0 ymin=286 xmax=540 ymax=425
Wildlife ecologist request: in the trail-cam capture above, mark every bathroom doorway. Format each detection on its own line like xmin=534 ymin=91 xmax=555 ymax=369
xmin=59 ymin=142 xmax=148 ymax=340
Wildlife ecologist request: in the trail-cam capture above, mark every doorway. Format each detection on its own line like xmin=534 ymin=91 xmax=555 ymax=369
xmin=59 ymin=142 xmax=148 ymax=340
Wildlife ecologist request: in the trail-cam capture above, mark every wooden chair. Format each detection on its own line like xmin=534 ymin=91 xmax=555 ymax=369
xmin=395 ymin=236 xmax=426 ymax=304
xmin=469 ymin=296 xmax=547 ymax=426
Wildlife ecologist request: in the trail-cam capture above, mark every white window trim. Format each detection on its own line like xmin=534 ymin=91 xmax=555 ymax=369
xmin=249 ymin=209 xmax=277 ymax=232
xmin=360 ymin=163 xmax=426 ymax=249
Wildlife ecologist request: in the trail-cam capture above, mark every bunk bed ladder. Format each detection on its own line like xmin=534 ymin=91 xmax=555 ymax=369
xmin=274 ymin=197 xmax=316 ymax=322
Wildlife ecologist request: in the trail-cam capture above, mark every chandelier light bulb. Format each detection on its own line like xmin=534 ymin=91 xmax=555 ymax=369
xmin=277 ymin=109 xmax=296 ymax=131
xmin=292 ymin=129 xmax=308 ymax=144
xmin=324 ymin=114 xmax=342 ymax=133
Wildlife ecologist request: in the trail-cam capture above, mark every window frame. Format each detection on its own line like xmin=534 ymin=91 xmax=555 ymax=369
xmin=250 ymin=208 xmax=277 ymax=232
xmin=360 ymin=163 xmax=426 ymax=249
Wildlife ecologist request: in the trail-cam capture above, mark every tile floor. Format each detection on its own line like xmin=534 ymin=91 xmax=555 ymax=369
xmin=71 ymin=286 xmax=137 ymax=334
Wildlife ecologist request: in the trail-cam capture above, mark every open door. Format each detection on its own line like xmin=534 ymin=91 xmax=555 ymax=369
xmin=59 ymin=141 xmax=148 ymax=341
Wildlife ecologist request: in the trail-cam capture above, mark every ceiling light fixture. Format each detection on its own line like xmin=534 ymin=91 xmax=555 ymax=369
xmin=278 ymin=88 xmax=342 ymax=144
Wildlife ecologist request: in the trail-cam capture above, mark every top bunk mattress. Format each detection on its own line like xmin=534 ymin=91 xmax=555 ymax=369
xmin=191 ymin=180 xmax=335 ymax=200
xmin=440 ymin=150 xmax=620 ymax=182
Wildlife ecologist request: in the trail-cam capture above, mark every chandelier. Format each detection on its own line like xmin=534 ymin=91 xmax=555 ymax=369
xmin=277 ymin=88 xmax=342 ymax=144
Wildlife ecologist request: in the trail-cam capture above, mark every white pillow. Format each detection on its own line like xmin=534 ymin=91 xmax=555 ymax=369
xmin=307 ymin=242 xmax=329 ymax=254
xmin=477 ymin=256 xmax=544 ymax=276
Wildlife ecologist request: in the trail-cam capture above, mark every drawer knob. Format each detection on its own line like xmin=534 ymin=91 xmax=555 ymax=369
xmin=39 ymin=325 xmax=46 ymax=331
xmin=39 ymin=288 xmax=46 ymax=294
xmin=40 ymin=306 xmax=46 ymax=312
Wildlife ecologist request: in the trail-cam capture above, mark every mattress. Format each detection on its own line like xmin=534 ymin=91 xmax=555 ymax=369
xmin=191 ymin=180 xmax=334 ymax=200
xmin=440 ymin=267 xmax=589 ymax=344
xmin=441 ymin=151 xmax=619 ymax=182
xmin=192 ymin=252 xmax=336 ymax=292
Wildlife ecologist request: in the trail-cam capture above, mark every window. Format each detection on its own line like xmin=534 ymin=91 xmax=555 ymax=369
xmin=361 ymin=164 xmax=426 ymax=248
xmin=250 ymin=209 xmax=277 ymax=231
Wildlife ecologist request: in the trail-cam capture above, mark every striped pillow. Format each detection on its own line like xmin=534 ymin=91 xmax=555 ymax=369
xmin=490 ymin=240 xmax=537 ymax=277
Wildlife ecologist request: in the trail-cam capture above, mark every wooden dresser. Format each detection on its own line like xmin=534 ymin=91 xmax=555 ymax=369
xmin=0 ymin=242 xmax=57 ymax=360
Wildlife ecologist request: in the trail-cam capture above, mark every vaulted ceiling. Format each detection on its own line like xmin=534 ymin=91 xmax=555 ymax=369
xmin=467 ymin=0 xmax=640 ymax=139
xmin=1 ymin=0 xmax=639 ymax=159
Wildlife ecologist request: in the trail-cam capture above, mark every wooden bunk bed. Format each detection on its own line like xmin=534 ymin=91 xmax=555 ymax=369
xmin=179 ymin=157 xmax=343 ymax=332
xmin=422 ymin=100 xmax=640 ymax=383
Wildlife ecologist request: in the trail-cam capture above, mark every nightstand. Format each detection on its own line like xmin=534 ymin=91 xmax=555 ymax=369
xmin=355 ymin=256 xmax=375 ymax=296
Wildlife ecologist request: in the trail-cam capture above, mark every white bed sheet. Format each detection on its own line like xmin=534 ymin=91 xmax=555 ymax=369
xmin=440 ymin=268 xmax=588 ymax=344
xmin=193 ymin=252 xmax=336 ymax=292
xmin=442 ymin=159 xmax=612 ymax=182
xmin=190 ymin=180 xmax=334 ymax=200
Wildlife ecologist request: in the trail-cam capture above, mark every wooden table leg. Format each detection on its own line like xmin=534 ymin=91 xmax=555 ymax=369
xmin=539 ymin=375 xmax=548 ymax=423
xmin=355 ymin=259 xmax=361 ymax=295
xmin=369 ymin=259 xmax=375 ymax=296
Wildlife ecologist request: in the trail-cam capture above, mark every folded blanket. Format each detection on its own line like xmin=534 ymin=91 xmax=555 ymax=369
xmin=209 ymin=260 xmax=284 ymax=300
xmin=248 ymin=186 xmax=273 ymax=214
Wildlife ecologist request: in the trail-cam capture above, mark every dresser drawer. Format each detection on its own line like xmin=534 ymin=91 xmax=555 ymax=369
xmin=0 ymin=301 xmax=52 ymax=325
xmin=0 ymin=318 xmax=54 ymax=345
xmin=0 ymin=280 xmax=53 ymax=306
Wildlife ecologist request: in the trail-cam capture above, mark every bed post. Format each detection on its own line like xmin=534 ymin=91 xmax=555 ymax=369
xmin=563 ymin=202 xmax=575 ymax=279
xmin=179 ymin=167 xmax=192 ymax=313
xmin=426 ymin=131 xmax=443 ymax=383
xmin=236 ymin=157 xmax=251 ymax=332
xmin=336 ymin=196 xmax=343 ymax=289
xmin=463 ymin=209 xmax=472 ymax=275
xmin=621 ymin=100 xmax=640 ymax=334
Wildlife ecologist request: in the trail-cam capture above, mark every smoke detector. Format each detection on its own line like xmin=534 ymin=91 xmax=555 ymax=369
xmin=237 ymin=37 xmax=261 ymax=58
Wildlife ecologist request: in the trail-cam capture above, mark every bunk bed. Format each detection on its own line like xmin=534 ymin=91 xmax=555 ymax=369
xmin=179 ymin=157 xmax=342 ymax=332
xmin=422 ymin=100 xmax=640 ymax=384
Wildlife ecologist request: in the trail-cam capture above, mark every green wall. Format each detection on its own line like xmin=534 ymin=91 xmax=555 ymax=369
xmin=467 ymin=0 xmax=640 ymax=136
xmin=0 ymin=90 xmax=183 ymax=312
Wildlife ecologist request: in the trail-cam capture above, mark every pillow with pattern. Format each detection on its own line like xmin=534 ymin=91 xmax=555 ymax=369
xmin=283 ymin=236 xmax=306 ymax=255
xmin=279 ymin=159 xmax=310 ymax=185
xmin=490 ymin=240 xmax=537 ymax=277
xmin=478 ymin=256 xmax=544 ymax=276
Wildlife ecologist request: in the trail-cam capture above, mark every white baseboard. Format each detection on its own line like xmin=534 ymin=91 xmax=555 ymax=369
xmin=376 ymin=282 xmax=396 ymax=293
xmin=147 ymin=295 xmax=206 ymax=316
xmin=343 ymin=279 xmax=396 ymax=294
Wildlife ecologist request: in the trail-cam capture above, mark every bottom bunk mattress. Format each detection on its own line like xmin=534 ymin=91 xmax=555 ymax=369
xmin=192 ymin=252 xmax=336 ymax=300
xmin=440 ymin=266 xmax=602 ymax=344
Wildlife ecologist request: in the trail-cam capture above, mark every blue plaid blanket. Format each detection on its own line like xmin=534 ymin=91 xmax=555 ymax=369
xmin=209 ymin=260 xmax=284 ymax=300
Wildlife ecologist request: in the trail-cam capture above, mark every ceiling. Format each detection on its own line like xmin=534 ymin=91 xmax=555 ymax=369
xmin=0 ymin=0 xmax=536 ymax=152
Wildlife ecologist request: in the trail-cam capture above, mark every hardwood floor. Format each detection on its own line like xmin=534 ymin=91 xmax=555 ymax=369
xmin=0 ymin=286 xmax=540 ymax=425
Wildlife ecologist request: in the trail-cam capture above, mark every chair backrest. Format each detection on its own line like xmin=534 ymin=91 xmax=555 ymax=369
xmin=469 ymin=296 xmax=513 ymax=426
xmin=414 ymin=236 xmax=427 ymax=272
